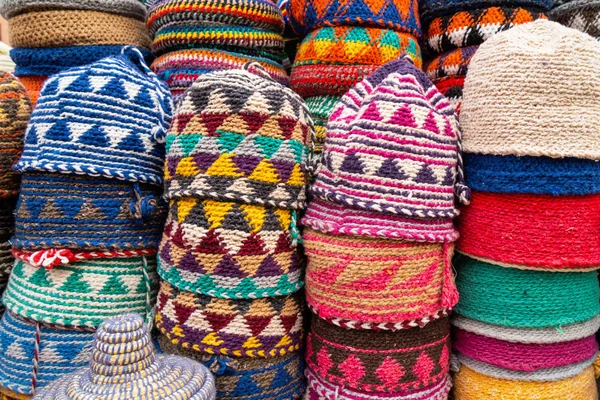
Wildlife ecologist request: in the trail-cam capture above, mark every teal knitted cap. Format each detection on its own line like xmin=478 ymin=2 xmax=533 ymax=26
xmin=454 ymin=255 xmax=600 ymax=329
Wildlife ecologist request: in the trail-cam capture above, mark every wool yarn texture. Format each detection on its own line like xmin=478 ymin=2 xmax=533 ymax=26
xmin=457 ymin=191 xmax=600 ymax=270
xmin=0 ymin=197 xmax=15 ymax=241
xmin=454 ymin=255 xmax=600 ymax=329
xmin=452 ymin=365 xmax=598 ymax=400
xmin=461 ymin=20 xmax=600 ymax=159
xmin=305 ymin=96 xmax=339 ymax=156
xmin=2 ymin=257 xmax=158 ymax=330
xmin=0 ymin=72 xmax=30 ymax=198
xmin=164 ymin=65 xmax=311 ymax=210
xmin=287 ymin=0 xmax=421 ymax=38
xmin=159 ymin=336 xmax=306 ymax=400
xmin=305 ymin=368 xmax=452 ymax=400
xmin=34 ymin=314 xmax=217 ymax=400
xmin=432 ymin=76 xmax=463 ymax=113
xmin=307 ymin=314 xmax=451 ymax=393
xmin=425 ymin=46 xmax=477 ymax=81
xmin=551 ymin=0 xmax=600 ymax=39
xmin=303 ymin=228 xmax=457 ymax=329
xmin=0 ymin=0 xmax=147 ymax=20
xmin=0 ymin=241 xmax=11 ymax=275
xmin=419 ymin=0 xmax=551 ymax=23
xmin=16 ymin=50 xmax=173 ymax=185
xmin=15 ymin=76 xmax=44 ymax=107
xmin=0 ymin=311 xmax=95 ymax=397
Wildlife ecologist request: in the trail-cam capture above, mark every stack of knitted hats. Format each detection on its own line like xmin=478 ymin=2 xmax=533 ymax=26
xmin=0 ymin=48 xmax=173 ymax=399
xmin=302 ymin=57 xmax=468 ymax=399
xmin=155 ymin=63 xmax=311 ymax=399
xmin=551 ymin=0 xmax=600 ymax=39
xmin=146 ymin=0 xmax=289 ymax=105
xmin=420 ymin=0 xmax=550 ymax=113
xmin=0 ymin=0 xmax=151 ymax=107
xmin=287 ymin=0 xmax=422 ymax=165
xmin=452 ymin=20 xmax=600 ymax=399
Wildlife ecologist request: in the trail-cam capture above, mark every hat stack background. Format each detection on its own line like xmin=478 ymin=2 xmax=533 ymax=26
xmin=287 ymin=0 xmax=422 ymax=165
xmin=551 ymin=0 xmax=600 ymax=39
xmin=301 ymin=57 xmax=469 ymax=399
xmin=154 ymin=63 xmax=311 ymax=399
xmin=420 ymin=0 xmax=550 ymax=114
xmin=146 ymin=0 xmax=289 ymax=106
xmin=0 ymin=0 xmax=151 ymax=107
xmin=0 ymin=49 xmax=173 ymax=399
xmin=451 ymin=20 xmax=600 ymax=399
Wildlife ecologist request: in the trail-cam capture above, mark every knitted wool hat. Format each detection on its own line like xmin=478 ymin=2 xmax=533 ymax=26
xmin=305 ymin=96 xmax=339 ymax=156
xmin=16 ymin=49 xmax=172 ymax=185
xmin=457 ymin=191 xmax=600 ymax=269
xmin=303 ymin=58 xmax=468 ymax=242
xmin=0 ymin=0 xmax=147 ymax=20
xmin=454 ymin=255 xmax=600 ymax=329
xmin=433 ymin=77 xmax=463 ymax=114
xmin=164 ymin=64 xmax=311 ymax=210
xmin=151 ymin=49 xmax=288 ymax=104
xmin=156 ymin=281 xmax=303 ymax=358
xmin=452 ymin=365 xmax=597 ymax=400
xmin=3 ymin=257 xmax=158 ymax=330
xmin=425 ymin=7 xmax=547 ymax=54
xmin=425 ymin=46 xmax=477 ymax=81
xmin=419 ymin=0 xmax=551 ymax=22
xmin=307 ymin=314 xmax=450 ymax=393
xmin=461 ymin=20 xmax=600 ymax=159
xmin=303 ymin=229 xmax=457 ymax=329
xmin=0 ymin=73 xmax=30 ymax=198
xmin=287 ymin=0 xmax=420 ymax=38
xmin=551 ymin=1 xmax=600 ymax=38
xmin=305 ymin=369 xmax=453 ymax=400
xmin=159 ymin=336 xmax=306 ymax=400
xmin=14 ymin=76 xmax=45 ymax=107
xmin=158 ymin=198 xmax=302 ymax=299
xmin=34 ymin=314 xmax=217 ymax=400
xmin=0 ymin=311 xmax=95 ymax=397
xmin=12 ymin=172 xmax=166 ymax=253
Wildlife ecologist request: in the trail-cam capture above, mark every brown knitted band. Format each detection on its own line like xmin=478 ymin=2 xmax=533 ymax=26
xmin=8 ymin=10 xmax=151 ymax=49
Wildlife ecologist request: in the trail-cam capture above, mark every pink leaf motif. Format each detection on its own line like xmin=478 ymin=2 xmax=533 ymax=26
xmin=316 ymin=347 xmax=334 ymax=377
xmin=375 ymin=356 xmax=405 ymax=386
xmin=414 ymin=351 xmax=435 ymax=382
xmin=339 ymin=354 xmax=366 ymax=385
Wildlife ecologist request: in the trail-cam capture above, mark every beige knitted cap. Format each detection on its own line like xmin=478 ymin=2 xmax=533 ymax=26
xmin=461 ymin=20 xmax=600 ymax=160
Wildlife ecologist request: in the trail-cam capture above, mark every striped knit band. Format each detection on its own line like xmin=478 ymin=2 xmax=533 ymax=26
xmin=454 ymin=255 xmax=600 ymax=329
xmin=425 ymin=46 xmax=477 ymax=81
xmin=0 ymin=0 xmax=147 ymax=20
xmin=156 ymin=281 xmax=303 ymax=358
xmin=290 ymin=64 xmax=379 ymax=98
xmin=8 ymin=10 xmax=151 ymax=49
xmin=457 ymin=191 xmax=600 ymax=270
xmin=551 ymin=0 xmax=600 ymax=39
xmin=419 ymin=0 xmax=551 ymax=22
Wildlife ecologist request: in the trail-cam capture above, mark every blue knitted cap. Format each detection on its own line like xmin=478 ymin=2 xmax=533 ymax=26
xmin=15 ymin=47 xmax=173 ymax=185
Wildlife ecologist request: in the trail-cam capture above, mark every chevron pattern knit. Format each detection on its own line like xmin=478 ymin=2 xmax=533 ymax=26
xmin=419 ymin=0 xmax=551 ymax=22
xmin=156 ymin=281 xmax=303 ymax=358
xmin=425 ymin=46 xmax=477 ymax=81
xmin=551 ymin=0 xmax=600 ymax=39
xmin=158 ymin=198 xmax=301 ymax=299
xmin=287 ymin=0 xmax=421 ymax=38
xmin=0 ymin=311 xmax=95 ymax=396
xmin=307 ymin=315 xmax=450 ymax=393
xmin=164 ymin=67 xmax=311 ymax=210
xmin=2 ymin=257 xmax=158 ymax=329
xmin=13 ymin=172 xmax=166 ymax=252
xmin=159 ymin=336 xmax=306 ymax=400
xmin=0 ymin=0 xmax=148 ymax=20
xmin=16 ymin=51 xmax=172 ymax=185
xmin=454 ymin=255 xmax=600 ymax=329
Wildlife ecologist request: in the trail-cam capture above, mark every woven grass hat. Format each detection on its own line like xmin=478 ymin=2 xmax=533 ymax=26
xmin=34 ymin=313 xmax=217 ymax=399
xmin=0 ymin=0 xmax=147 ymax=20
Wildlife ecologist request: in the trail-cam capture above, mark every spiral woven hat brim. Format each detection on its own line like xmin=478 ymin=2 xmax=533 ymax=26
xmin=0 ymin=0 xmax=147 ymax=20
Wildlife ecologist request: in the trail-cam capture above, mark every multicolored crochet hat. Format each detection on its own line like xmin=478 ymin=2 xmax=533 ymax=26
xmin=159 ymin=336 xmax=306 ymax=400
xmin=156 ymin=281 xmax=303 ymax=358
xmin=3 ymin=256 xmax=158 ymax=329
xmin=34 ymin=314 xmax=217 ymax=400
xmin=305 ymin=96 xmax=339 ymax=156
xmin=0 ymin=72 xmax=30 ymax=198
xmin=454 ymin=255 xmax=600 ymax=329
xmin=287 ymin=0 xmax=420 ymax=38
xmin=425 ymin=46 xmax=477 ymax=82
xmin=164 ymin=63 xmax=311 ymax=210
xmin=0 ymin=0 xmax=147 ymax=20
xmin=457 ymin=192 xmax=600 ymax=270
xmin=419 ymin=0 xmax=552 ymax=22
xmin=303 ymin=58 xmax=469 ymax=242
xmin=306 ymin=314 xmax=451 ymax=393
xmin=305 ymin=368 xmax=452 ymax=400
xmin=16 ymin=48 xmax=172 ymax=185
xmin=0 ymin=311 xmax=95 ymax=397
xmin=551 ymin=0 xmax=600 ymax=38
xmin=303 ymin=229 xmax=457 ymax=329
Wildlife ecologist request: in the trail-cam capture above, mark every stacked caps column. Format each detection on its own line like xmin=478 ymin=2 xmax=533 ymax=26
xmin=146 ymin=0 xmax=289 ymax=105
xmin=451 ymin=20 xmax=600 ymax=399
xmin=302 ymin=59 xmax=468 ymax=398
xmin=420 ymin=0 xmax=550 ymax=113
xmin=287 ymin=0 xmax=421 ymax=164
xmin=0 ymin=51 xmax=173 ymax=399
xmin=154 ymin=63 xmax=311 ymax=399
xmin=0 ymin=0 xmax=151 ymax=107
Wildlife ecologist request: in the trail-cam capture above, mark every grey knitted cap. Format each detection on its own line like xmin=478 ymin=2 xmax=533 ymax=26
xmin=0 ymin=0 xmax=147 ymax=20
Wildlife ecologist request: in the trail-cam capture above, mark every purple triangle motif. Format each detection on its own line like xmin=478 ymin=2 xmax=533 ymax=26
xmin=179 ymin=250 xmax=205 ymax=273
xmin=414 ymin=164 xmax=438 ymax=184
xmin=255 ymin=254 xmax=284 ymax=278
xmin=376 ymin=158 xmax=408 ymax=180
xmin=233 ymin=154 xmax=263 ymax=176
xmin=340 ymin=153 xmax=365 ymax=174
xmin=214 ymin=254 xmax=247 ymax=278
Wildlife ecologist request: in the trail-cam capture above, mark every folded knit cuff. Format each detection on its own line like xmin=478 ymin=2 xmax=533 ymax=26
xmin=0 ymin=0 xmax=147 ymax=20
xmin=457 ymin=191 xmax=600 ymax=269
xmin=155 ymin=281 xmax=304 ymax=358
xmin=419 ymin=0 xmax=551 ymax=22
xmin=551 ymin=0 xmax=600 ymax=39
xmin=8 ymin=10 xmax=151 ymax=49
xmin=425 ymin=45 xmax=477 ymax=81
